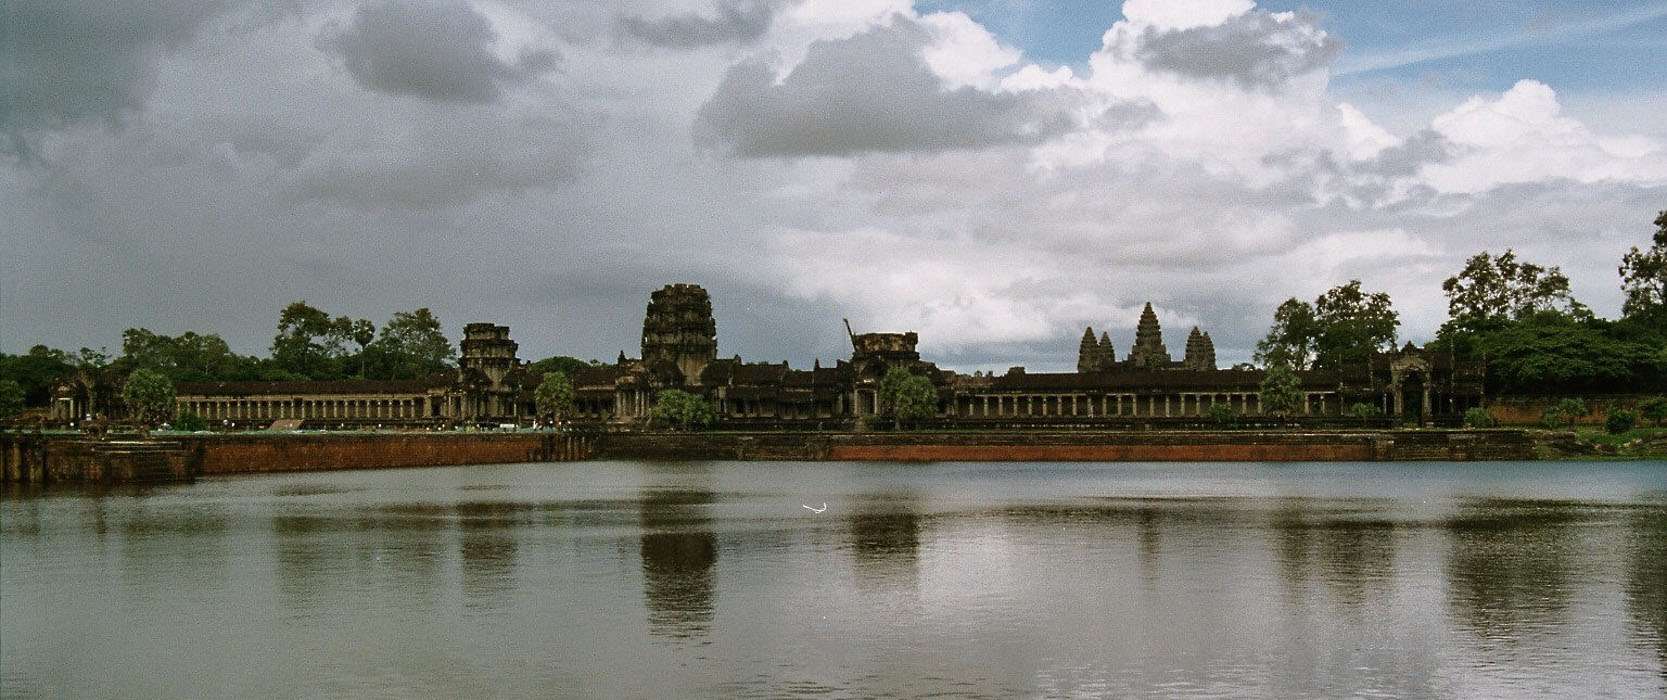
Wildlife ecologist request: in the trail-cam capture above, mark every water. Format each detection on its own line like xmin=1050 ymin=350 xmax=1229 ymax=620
xmin=3 ymin=460 xmax=1664 ymax=698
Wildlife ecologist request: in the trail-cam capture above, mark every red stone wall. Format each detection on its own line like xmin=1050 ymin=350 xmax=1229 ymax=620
xmin=1486 ymin=395 xmax=1657 ymax=426
xmin=179 ymin=433 xmax=588 ymax=476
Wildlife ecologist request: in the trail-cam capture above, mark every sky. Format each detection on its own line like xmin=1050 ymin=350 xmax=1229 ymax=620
xmin=3 ymin=0 xmax=1664 ymax=372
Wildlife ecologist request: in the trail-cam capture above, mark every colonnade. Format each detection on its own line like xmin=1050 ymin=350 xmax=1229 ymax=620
xmin=949 ymin=391 xmax=1341 ymax=418
xmin=176 ymin=396 xmax=433 ymax=422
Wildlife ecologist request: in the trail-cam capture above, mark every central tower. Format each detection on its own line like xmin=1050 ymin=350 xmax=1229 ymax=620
xmin=641 ymin=283 xmax=718 ymax=384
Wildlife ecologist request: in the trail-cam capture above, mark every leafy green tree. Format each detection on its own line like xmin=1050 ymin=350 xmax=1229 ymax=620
xmin=1619 ymin=210 xmax=1667 ymax=319
xmin=891 ymin=374 xmax=939 ymax=428
xmin=528 ymin=356 xmax=598 ymax=378
xmin=117 ymin=328 xmax=259 ymax=382
xmin=1254 ymin=298 xmax=1318 ymax=370
xmin=0 ymin=379 xmax=24 ymax=418
xmin=1438 ymin=250 xmax=1587 ymax=355
xmin=1348 ymin=402 xmax=1384 ymax=420
xmin=1605 ymin=408 xmax=1637 ymax=435
xmin=534 ymin=371 xmax=576 ymax=423
xmin=1476 ymin=312 xmax=1661 ymax=394
xmin=1205 ymin=402 xmax=1237 ymax=425
xmin=651 ymin=389 xmax=715 ymax=430
xmin=271 ymin=301 xmax=352 ymax=379
xmin=349 ymin=319 xmax=376 ymax=377
xmin=172 ymin=411 xmax=208 ymax=432
xmin=121 ymin=368 xmax=176 ymax=426
xmin=1312 ymin=281 xmax=1399 ymax=370
xmin=1545 ymin=398 xmax=1588 ymax=429
xmin=1462 ymin=407 xmax=1496 ymax=429
xmin=0 ymin=345 xmax=74 ymax=407
xmin=1258 ymin=362 xmax=1303 ymax=417
xmin=366 ymin=308 xmax=455 ymax=380
xmin=1640 ymin=396 xmax=1667 ymax=427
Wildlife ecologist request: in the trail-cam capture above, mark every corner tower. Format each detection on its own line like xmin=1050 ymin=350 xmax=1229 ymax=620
xmin=641 ymin=283 xmax=718 ymax=384
xmin=460 ymin=323 xmax=518 ymax=389
xmin=1183 ymin=327 xmax=1217 ymax=370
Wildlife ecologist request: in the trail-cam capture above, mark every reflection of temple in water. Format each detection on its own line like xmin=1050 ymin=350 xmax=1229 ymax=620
xmin=640 ymin=489 xmax=717 ymax=639
xmin=1625 ymin=505 xmax=1666 ymax=680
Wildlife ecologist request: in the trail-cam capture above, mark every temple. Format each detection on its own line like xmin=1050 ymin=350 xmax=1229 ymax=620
xmin=53 ymin=283 xmax=1485 ymax=428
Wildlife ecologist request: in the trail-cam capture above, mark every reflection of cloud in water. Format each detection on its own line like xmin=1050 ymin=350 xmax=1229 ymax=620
xmin=640 ymin=489 xmax=717 ymax=640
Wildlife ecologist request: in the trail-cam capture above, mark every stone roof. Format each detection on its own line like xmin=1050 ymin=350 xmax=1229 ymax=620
xmin=176 ymin=377 xmax=451 ymax=397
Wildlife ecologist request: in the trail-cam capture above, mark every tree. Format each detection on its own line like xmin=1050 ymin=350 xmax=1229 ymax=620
xmin=1619 ymin=210 xmax=1667 ymax=319
xmin=534 ymin=371 xmax=575 ymax=424
xmin=271 ymin=301 xmax=351 ymax=379
xmin=1258 ymin=362 xmax=1303 ymax=417
xmin=650 ymin=389 xmax=715 ymax=431
xmin=1311 ymin=281 xmax=1399 ymax=370
xmin=1638 ymin=396 xmax=1667 ymax=427
xmin=350 ymin=319 xmax=376 ymax=377
xmin=1605 ymin=408 xmax=1637 ymax=435
xmin=121 ymin=368 xmax=176 ymax=426
xmin=0 ymin=345 xmax=74 ymax=407
xmin=173 ymin=411 xmax=208 ymax=432
xmin=528 ymin=356 xmax=598 ymax=378
xmin=367 ymin=308 xmax=455 ymax=380
xmin=0 ymin=379 xmax=24 ymax=418
xmin=891 ymin=374 xmax=939 ymax=428
xmin=117 ymin=328 xmax=258 ymax=382
xmin=1543 ymin=398 xmax=1588 ymax=429
xmin=1442 ymin=249 xmax=1585 ymax=326
xmin=1462 ymin=407 xmax=1496 ymax=429
xmin=1205 ymin=402 xmax=1237 ymax=425
xmin=1254 ymin=298 xmax=1318 ymax=370
xmin=1475 ymin=312 xmax=1660 ymax=394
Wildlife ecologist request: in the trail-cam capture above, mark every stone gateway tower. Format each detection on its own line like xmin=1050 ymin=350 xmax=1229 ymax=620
xmin=1077 ymin=326 xmax=1116 ymax=372
xmin=1126 ymin=303 xmax=1172 ymax=368
xmin=641 ymin=283 xmax=718 ymax=385
xmin=1183 ymin=327 xmax=1217 ymax=370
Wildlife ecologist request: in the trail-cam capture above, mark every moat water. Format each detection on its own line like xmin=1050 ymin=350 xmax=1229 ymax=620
xmin=3 ymin=460 xmax=1665 ymax=698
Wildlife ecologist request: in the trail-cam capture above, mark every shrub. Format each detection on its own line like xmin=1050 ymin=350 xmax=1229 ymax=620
xmin=1606 ymin=408 xmax=1637 ymax=435
xmin=1348 ymin=402 xmax=1384 ymax=420
xmin=1640 ymin=396 xmax=1667 ymax=427
xmin=1206 ymin=402 xmax=1237 ymax=425
xmin=173 ymin=411 xmax=208 ymax=432
xmin=1554 ymin=398 xmax=1588 ymax=428
xmin=650 ymin=389 xmax=715 ymax=431
xmin=1462 ymin=407 xmax=1496 ymax=429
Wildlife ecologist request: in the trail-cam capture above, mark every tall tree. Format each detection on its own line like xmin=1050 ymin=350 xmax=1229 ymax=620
xmin=349 ymin=319 xmax=376 ymax=378
xmin=1254 ymin=298 xmax=1318 ymax=371
xmin=121 ymin=368 xmax=175 ymax=426
xmin=1442 ymin=249 xmax=1586 ymax=328
xmin=0 ymin=379 xmax=23 ymax=418
xmin=0 ymin=345 xmax=74 ymax=407
xmin=1619 ymin=210 xmax=1667 ymax=319
xmin=368 ymin=308 xmax=455 ymax=380
xmin=118 ymin=328 xmax=255 ymax=382
xmin=650 ymin=389 xmax=715 ymax=430
xmin=271 ymin=301 xmax=351 ymax=379
xmin=1258 ymin=362 xmax=1303 ymax=417
xmin=534 ymin=371 xmax=576 ymax=424
xmin=1311 ymin=281 xmax=1399 ymax=370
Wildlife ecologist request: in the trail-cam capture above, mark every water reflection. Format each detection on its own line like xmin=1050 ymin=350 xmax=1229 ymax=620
xmin=1445 ymin=499 xmax=1579 ymax=645
xmin=456 ymin=501 xmax=523 ymax=612
xmin=1625 ymin=497 xmax=1667 ymax=681
xmin=846 ymin=494 xmax=921 ymax=587
xmin=639 ymin=487 xmax=717 ymax=640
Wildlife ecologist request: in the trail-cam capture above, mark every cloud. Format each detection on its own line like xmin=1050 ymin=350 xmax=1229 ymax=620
xmin=694 ymin=15 xmax=1117 ymax=157
xmin=317 ymin=0 xmax=556 ymax=103
xmin=1129 ymin=10 xmax=1341 ymax=91
xmin=0 ymin=0 xmax=241 ymax=152
xmin=618 ymin=0 xmax=779 ymax=49
xmin=1120 ymin=0 xmax=1253 ymax=31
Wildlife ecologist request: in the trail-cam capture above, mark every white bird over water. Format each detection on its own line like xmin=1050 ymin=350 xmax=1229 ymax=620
xmin=803 ymin=503 xmax=827 ymax=513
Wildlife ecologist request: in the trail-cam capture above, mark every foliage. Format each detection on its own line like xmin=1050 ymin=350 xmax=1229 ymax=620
xmin=0 ymin=345 xmax=74 ymax=407
xmin=1474 ymin=312 xmax=1662 ymax=394
xmin=1312 ymin=280 xmax=1399 ymax=370
xmin=121 ymin=368 xmax=176 ymax=426
xmin=651 ymin=389 xmax=715 ymax=430
xmin=1205 ymin=402 xmax=1237 ymax=425
xmin=116 ymin=328 xmax=262 ymax=383
xmin=534 ymin=371 xmax=576 ymax=422
xmin=0 ymin=379 xmax=24 ymax=418
xmin=1462 ymin=407 xmax=1496 ymax=429
xmin=1640 ymin=396 xmax=1667 ymax=427
xmin=1543 ymin=398 xmax=1589 ymax=429
xmin=1605 ymin=408 xmax=1637 ymax=435
xmin=1348 ymin=402 xmax=1384 ymax=420
xmin=1258 ymin=362 xmax=1303 ymax=417
xmin=1441 ymin=249 xmax=1586 ymax=331
xmin=1618 ymin=210 xmax=1667 ymax=319
xmin=350 ymin=319 xmax=376 ymax=377
xmin=270 ymin=301 xmax=354 ymax=380
xmin=364 ymin=308 xmax=455 ymax=380
xmin=172 ymin=411 xmax=208 ymax=432
xmin=1253 ymin=298 xmax=1317 ymax=371
xmin=893 ymin=376 xmax=939 ymax=427
xmin=528 ymin=356 xmax=599 ymax=378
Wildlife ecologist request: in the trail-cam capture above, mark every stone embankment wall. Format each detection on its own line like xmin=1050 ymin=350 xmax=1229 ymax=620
xmin=597 ymin=430 xmax=1536 ymax=462
xmin=179 ymin=432 xmax=594 ymax=476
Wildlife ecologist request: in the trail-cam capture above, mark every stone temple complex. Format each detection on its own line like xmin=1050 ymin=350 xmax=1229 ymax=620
xmin=55 ymin=283 xmax=1485 ymax=428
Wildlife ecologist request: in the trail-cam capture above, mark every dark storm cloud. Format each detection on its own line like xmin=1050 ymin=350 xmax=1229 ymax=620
xmin=1133 ymin=10 xmax=1341 ymax=90
xmin=695 ymin=17 xmax=1098 ymax=157
xmin=317 ymin=0 xmax=556 ymax=103
xmin=618 ymin=0 xmax=779 ymax=49
xmin=0 ymin=0 xmax=239 ymax=152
